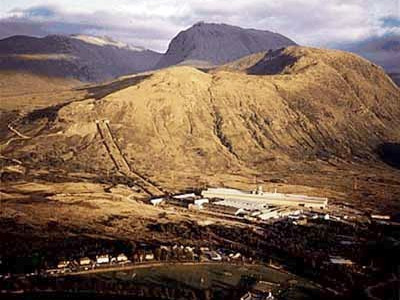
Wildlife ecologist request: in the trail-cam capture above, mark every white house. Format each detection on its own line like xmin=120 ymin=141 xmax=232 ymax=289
xmin=173 ymin=193 xmax=196 ymax=199
xmin=150 ymin=198 xmax=164 ymax=206
xmin=145 ymin=253 xmax=154 ymax=260
xmin=57 ymin=260 xmax=70 ymax=269
xmin=96 ymin=254 xmax=110 ymax=264
xmin=117 ymin=253 xmax=128 ymax=262
xmin=79 ymin=257 xmax=91 ymax=266
xmin=194 ymin=198 xmax=209 ymax=206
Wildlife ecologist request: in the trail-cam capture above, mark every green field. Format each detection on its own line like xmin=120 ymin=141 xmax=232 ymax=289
xmin=77 ymin=263 xmax=328 ymax=299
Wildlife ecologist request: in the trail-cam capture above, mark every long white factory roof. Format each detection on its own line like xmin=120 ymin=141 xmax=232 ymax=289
xmin=204 ymin=187 xmax=326 ymax=201
xmin=214 ymin=198 xmax=269 ymax=210
xmin=202 ymin=187 xmax=328 ymax=206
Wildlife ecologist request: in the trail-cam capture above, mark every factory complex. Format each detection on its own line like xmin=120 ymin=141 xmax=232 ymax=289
xmin=201 ymin=187 xmax=328 ymax=209
xmin=151 ymin=186 xmax=328 ymax=222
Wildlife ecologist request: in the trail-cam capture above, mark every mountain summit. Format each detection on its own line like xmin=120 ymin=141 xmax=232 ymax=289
xmin=156 ymin=22 xmax=296 ymax=68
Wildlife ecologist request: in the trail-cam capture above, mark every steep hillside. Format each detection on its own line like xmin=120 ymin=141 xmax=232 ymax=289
xmin=2 ymin=46 xmax=400 ymax=211
xmin=0 ymin=35 xmax=162 ymax=82
xmin=156 ymin=22 xmax=296 ymax=68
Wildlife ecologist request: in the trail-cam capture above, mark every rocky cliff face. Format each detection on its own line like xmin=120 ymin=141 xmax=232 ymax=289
xmin=0 ymin=35 xmax=162 ymax=82
xmin=2 ymin=46 xmax=400 ymax=193
xmin=156 ymin=22 xmax=296 ymax=68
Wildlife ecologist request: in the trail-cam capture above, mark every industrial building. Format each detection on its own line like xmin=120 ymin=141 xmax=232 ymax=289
xmin=201 ymin=187 xmax=328 ymax=209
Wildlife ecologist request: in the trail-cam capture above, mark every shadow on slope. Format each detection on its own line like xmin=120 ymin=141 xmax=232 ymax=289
xmin=246 ymin=49 xmax=297 ymax=75
xmin=82 ymin=74 xmax=152 ymax=100
xmin=378 ymin=143 xmax=400 ymax=169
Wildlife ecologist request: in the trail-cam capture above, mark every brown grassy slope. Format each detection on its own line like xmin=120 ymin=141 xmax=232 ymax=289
xmin=2 ymin=46 xmax=400 ymax=211
xmin=0 ymin=71 xmax=84 ymax=111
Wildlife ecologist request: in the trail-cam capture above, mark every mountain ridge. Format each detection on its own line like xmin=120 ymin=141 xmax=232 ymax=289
xmin=0 ymin=34 xmax=162 ymax=82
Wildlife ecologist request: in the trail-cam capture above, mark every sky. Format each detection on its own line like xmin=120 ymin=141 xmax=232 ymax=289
xmin=0 ymin=0 xmax=399 ymax=52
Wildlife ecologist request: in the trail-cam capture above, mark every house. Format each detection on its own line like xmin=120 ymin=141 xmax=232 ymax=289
xmin=150 ymin=198 xmax=164 ymax=206
xmin=117 ymin=253 xmax=129 ymax=262
xmin=160 ymin=245 xmax=171 ymax=252
xmin=194 ymin=198 xmax=209 ymax=206
xmin=145 ymin=252 xmax=154 ymax=260
xmin=96 ymin=254 xmax=110 ymax=264
xmin=296 ymin=218 xmax=308 ymax=225
xmin=371 ymin=214 xmax=391 ymax=220
xmin=79 ymin=257 xmax=91 ymax=266
xmin=329 ymin=256 xmax=354 ymax=265
xmin=240 ymin=291 xmax=274 ymax=300
xmin=199 ymin=247 xmax=210 ymax=253
xmin=185 ymin=246 xmax=195 ymax=252
xmin=173 ymin=193 xmax=197 ymax=199
xmin=205 ymin=251 xmax=222 ymax=261
xmin=57 ymin=260 xmax=70 ymax=269
xmin=230 ymin=252 xmax=241 ymax=260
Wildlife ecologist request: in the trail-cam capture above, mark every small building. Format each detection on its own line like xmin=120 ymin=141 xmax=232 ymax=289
xmin=194 ymin=198 xmax=209 ymax=206
xmin=145 ymin=252 xmax=155 ymax=261
xmin=117 ymin=253 xmax=128 ymax=262
xmin=371 ymin=214 xmax=390 ymax=220
xmin=205 ymin=251 xmax=222 ymax=261
xmin=150 ymin=198 xmax=164 ymax=206
xmin=173 ymin=193 xmax=197 ymax=199
xmin=57 ymin=260 xmax=70 ymax=269
xmin=296 ymin=218 xmax=308 ymax=225
xmin=199 ymin=247 xmax=210 ymax=253
xmin=96 ymin=254 xmax=110 ymax=265
xmin=329 ymin=256 xmax=354 ymax=265
xmin=79 ymin=257 xmax=91 ymax=266
xmin=185 ymin=246 xmax=195 ymax=253
xmin=160 ymin=245 xmax=171 ymax=252
xmin=241 ymin=291 xmax=274 ymax=300
xmin=229 ymin=252 xmax=242 ymax=260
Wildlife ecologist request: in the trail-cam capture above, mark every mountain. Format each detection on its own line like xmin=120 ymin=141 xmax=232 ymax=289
xmin=0 ymin=21 xmax=48 ymax=39
xmin=2 ymin=46 xmax=399 ymax=210
xmin=344 ymin=35 xmax=400 ymax=85
xmin=156 ymin=22 xmax=296 ymax=69
xmin=0 ymin=35 xmax=162 ymax=82
xmin=70 ymin=35 xmax=146 ymax=51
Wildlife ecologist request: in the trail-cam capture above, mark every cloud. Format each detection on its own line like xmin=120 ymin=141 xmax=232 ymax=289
xmin=0 ymin=0 xmax=398 ymax=52
xmin=10 ymin=5 xmax=58 ymax=19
